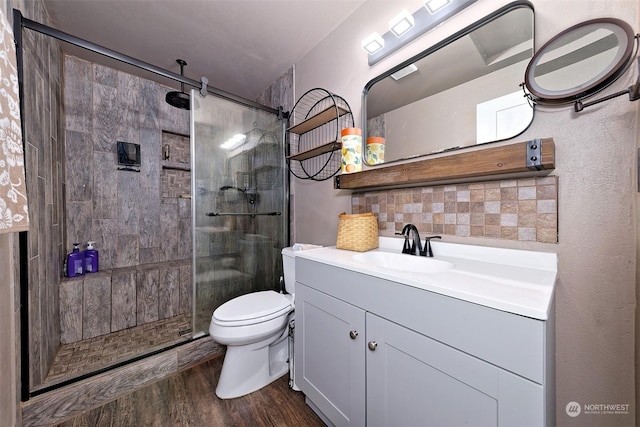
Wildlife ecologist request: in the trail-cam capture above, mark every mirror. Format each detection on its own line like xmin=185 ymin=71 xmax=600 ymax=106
xmin=524 ymin=18 xmax=636 ymax=105
xmin=363 ymin=1 xmax=534 ymax=165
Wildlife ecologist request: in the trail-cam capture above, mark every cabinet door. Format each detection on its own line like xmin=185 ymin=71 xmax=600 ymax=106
xmin=366 ymin=313 xmax=499 ymax=427
xmin=295 ymin=283 xmax=366 ymax=427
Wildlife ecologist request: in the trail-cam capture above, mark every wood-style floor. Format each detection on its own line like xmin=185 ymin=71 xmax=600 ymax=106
xmin=53 ymin=355 xmax=326 ymax=427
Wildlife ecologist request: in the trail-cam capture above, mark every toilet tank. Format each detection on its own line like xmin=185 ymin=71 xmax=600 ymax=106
xmin=281 ymin=247 xmax=296 ymax=294
xmin=282 ymin=245 xmax=322 ymax=295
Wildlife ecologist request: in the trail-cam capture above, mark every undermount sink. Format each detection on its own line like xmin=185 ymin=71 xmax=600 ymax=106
xmin=353 ymin=251 xmax=453 ymax=274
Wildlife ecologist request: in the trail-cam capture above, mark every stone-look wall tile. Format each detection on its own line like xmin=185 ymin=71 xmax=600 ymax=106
xmin=92 ymin=151 xmax=118 ymax=219
xmin=177 ymin=217 xmax=192 ymax=260
xmin=65 ymin=130 xmax=92 ymax=202
xmin=118 ymin=72 xmax=140 ymax=113
xmin=116 ymin=234 xmax=139 ymax=268
xmin=28 ymin=257 xmax=42 ymax=385
xmin=139 ymin=80 xmax=160 ymax=129
xmin=60 ymin=279 xmax=83 ymax=344
xmin=66 ymin=201 xmax=92 ymax=247
xmin=140 ymin=127 xmax=161 ymax=190
xmin=64 ymin=57 xmax=92 ymax=133
xmin=178 ymin=197 xmax=191 ymax=219
xmin=158 ymin=265 xmax=180 ymax=319
xmin=179 ymin=263 xmax=192 ymax=315
xmin=255 ymin=66 xmax=294 ymax=112
xmin=137 ymin=268 xmax=159 ymax=324
xmin=93 ymin=82 xmax=119 ymax=152
xmin=23 ymin=22 xmax=65 ymax=389
xmin=92 ymin=218 xmax=118 ymax=270
xmin=139 ymin=188 xmax=160 ymax=249
xmin=26 ymin=143 xmax=39 ymax=255
xmin=45 ymin=210 xmax=60 ymax=369
xmin=111 ymin=271 xmax=137 ymax=332
xmin=51 ymin=135 xmax=60 ymax=223
xmin=93 ymin=63 xmax=117 ymax=87
xmin=354 ymin=176 xmax=559 ymax=244
xmin=117 ymin=170 xmax=140 ymax=235
xmin=139 ymin=247 xmax=164 ymax=265
xmin=82 ymin=274 xmax=112 ymax=339
xmin=160 ymin=202 xmax=178 ymax=261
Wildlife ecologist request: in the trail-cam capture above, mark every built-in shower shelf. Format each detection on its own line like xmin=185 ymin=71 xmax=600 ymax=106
xmin=162 ymin=163 xmax=191 ymax=171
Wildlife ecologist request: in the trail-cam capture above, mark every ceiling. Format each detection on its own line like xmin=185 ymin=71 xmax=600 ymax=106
xmin=42 ymin=0 xmax=366 ymax=101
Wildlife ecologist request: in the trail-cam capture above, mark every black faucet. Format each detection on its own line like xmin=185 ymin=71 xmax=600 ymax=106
xmin=396 ymin=224 xmax=422 ymax=256
xmin=422 ymin=235 xmax=442 ymax=257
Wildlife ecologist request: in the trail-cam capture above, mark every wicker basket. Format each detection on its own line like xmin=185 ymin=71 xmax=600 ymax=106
xmin=336 ymin=212 xmax=379 ymax=252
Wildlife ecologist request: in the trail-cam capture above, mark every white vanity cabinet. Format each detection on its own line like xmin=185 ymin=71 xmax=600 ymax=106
xmin=294 ymin=256 xmax=555 ymax=427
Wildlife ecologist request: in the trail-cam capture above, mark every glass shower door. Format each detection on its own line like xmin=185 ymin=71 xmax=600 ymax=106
xmin=190 ymin=90 xmax=287 ymax=336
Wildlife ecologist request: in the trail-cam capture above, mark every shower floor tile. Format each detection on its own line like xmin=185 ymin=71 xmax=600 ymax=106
xmin=40 ymin=314 xmax=192 ymax=390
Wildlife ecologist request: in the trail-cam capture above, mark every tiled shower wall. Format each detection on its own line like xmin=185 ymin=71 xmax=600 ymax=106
xmin=64 ymin=55 xmax=191 ymax=269
xmin=352 ymin=176 xmax=558 ymax=244
xmin=21 ymin=21 xmax=64 ymax=388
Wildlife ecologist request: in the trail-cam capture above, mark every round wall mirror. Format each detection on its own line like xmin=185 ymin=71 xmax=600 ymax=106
xmin=525 ymin=18 xmax=636 ymax=104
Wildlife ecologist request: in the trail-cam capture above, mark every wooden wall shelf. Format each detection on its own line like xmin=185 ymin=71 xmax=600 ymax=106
xmin=334 ymin=138 xmax=555 ymax=190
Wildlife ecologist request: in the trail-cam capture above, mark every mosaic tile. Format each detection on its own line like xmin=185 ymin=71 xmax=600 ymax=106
xmin=352 ymin=176 xmax=558 ymax=243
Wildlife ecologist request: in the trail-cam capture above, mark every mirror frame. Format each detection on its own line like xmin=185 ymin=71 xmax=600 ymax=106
xmin=362 ymin=0 xmax=534 ymax=166
xmin=524 ymin=17 xmax=636 ymax=104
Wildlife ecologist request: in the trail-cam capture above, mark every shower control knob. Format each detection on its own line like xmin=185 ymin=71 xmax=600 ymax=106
xmin=349 ymin=330 xmax=358 ymax=339
xmin=368 ymin=341 xmax=378 ymax=351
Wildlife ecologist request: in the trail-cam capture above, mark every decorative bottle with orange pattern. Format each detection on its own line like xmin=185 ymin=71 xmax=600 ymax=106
xmin=366 ymin=136 xmax=385 ymax=165
xmin=340 ymin=127 xmax=362 ymax=174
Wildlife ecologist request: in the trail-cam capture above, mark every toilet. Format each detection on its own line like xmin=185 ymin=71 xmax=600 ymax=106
xmin=209 ymin=246 xmax=298 ymax=399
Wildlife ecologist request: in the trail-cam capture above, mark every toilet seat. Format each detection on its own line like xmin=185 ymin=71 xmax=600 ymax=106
xmin=213 ymin=290 xmax=291 ymax=327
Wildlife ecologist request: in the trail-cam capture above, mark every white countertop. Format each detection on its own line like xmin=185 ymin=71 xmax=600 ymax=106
xmin=293 ymin=237 xmax=557 ymax=320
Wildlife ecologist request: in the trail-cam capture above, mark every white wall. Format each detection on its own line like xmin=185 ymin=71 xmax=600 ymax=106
xmin=293 ymin=1 xmax=638 ymax=426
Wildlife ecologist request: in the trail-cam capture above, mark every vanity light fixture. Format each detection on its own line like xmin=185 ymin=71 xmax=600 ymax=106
xmin=391 ymin=63 xmax=418 ymax=81
xmin=362 ymin=32 xmax=385 ymax=54
xmin=366 ymin=0 xmax=476 ymax=66
xmin=425 ymin=0 xmax=451 ymax=15
xmin=389 ymin=9 xmax=415 ymax=37
xmin=220 ymin=133 xmax=246 ymax=150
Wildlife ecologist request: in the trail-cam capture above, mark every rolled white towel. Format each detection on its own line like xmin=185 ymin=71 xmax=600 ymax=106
xmin=292 ymin=243 xmax=323 ymax=251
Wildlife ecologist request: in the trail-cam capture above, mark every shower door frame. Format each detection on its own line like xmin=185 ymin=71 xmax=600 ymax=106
xmin=13 ymin=9 xmax=289 ymax=400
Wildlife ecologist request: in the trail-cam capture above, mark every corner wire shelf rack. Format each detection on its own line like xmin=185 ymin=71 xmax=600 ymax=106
xmin=286 ymin=88 xmax=354 ymax=181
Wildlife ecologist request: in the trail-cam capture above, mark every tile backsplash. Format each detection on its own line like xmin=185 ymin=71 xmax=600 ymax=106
xmin=352 ymin=176 xmax=558 ymax=243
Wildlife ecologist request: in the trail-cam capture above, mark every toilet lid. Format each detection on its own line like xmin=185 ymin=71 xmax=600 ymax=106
xmin=213 ymin=290 xmax=291 ymax=325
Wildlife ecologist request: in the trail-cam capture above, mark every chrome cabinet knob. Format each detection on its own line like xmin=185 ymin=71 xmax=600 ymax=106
xmin=368 ymin=341 xmax=378 ymax=351
xmin=349 ymin=330 xmax=358 ymax=339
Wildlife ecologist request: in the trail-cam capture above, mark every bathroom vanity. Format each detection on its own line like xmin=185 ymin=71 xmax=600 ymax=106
xmin=294 ymin=238 xmax=556 ymax=426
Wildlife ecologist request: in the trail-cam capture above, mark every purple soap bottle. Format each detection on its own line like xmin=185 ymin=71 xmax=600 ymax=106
xmin=84 ymin=241 xmax=99 ymax=273
xmin=66 ymin=243 xmax=84 ymax=277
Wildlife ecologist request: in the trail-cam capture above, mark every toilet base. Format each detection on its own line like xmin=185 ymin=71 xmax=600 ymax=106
xmin=215 ymin=327 xmax=289 ymax=399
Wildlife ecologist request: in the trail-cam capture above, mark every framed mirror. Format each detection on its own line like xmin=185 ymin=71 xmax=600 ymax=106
xmin=363 ymin=1 xmax=534 ymax=165
xmin=524 ymin=18 xmax=636 ymax=105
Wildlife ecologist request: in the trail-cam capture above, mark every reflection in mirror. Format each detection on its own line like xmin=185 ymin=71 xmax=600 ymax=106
xmin=364 ymin=2 xmax=534 ymax=165
xmin=524 ymin=18 xmax=636 ymax=105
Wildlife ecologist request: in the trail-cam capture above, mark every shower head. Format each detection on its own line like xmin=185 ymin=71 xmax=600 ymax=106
xmin=166 ymin=91 xmax=190 ymax=110
xmin=219 ymin=185 xmax=259 ymax=204
xmin=166 ymin=59 xmax=190 ymax=110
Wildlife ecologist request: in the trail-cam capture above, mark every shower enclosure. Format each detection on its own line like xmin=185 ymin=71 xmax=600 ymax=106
xmin=191 ymin=91 xmax=288 ymax=335
xmin=15 ymin=11 xmax=289 ymax=400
